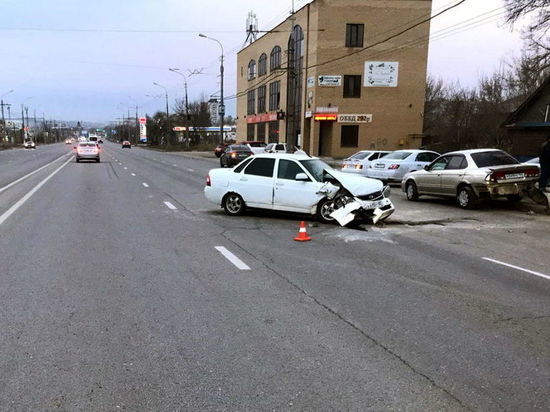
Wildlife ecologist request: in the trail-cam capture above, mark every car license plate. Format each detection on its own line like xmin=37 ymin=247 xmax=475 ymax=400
xmin=505 ymin=173 xmax=524 ymax=179
xmin=375 ymin=164 xmax=385 ymax=169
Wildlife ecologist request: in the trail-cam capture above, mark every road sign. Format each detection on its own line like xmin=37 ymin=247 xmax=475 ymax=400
xmin=139 ymin=117 xmax=147 ymax=125
xmin=218 ymin=104 xmax=225 ymax=116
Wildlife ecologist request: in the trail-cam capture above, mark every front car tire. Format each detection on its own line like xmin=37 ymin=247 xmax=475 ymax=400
xmin=317 ymin=197 xmax=337 ymax=224
xmin=223 ymin=193 xmax=246 ymax=216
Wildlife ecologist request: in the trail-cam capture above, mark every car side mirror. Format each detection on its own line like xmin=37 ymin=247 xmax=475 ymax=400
xmin=424 ymin=165 xmax=430 ymax=171
xmin=295 ymin=173 xmax=309 ymax=182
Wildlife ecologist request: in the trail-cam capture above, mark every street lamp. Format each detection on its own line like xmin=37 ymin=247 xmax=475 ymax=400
xmin=199 ymin=33 xmax=225 ymax=145
xmin=153 ymin=82 xmax=170 ymax=146
xmin=168 ymin=68 xmax=189 ymax=121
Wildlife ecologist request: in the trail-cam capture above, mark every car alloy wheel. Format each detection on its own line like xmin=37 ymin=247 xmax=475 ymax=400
xmin=457 ymin=186 xmax=477 ymax=209
xmin=406 ymin=181 xmax=419 ymax=201
xmin=317 ymin=198 xmax=336 ymax=224
xmin=223 ymin=193 xmax=245 ymax=216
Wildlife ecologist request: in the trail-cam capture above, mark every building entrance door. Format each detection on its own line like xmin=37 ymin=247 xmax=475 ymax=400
xmin=319 ymin=122 xmax=332 ymax=157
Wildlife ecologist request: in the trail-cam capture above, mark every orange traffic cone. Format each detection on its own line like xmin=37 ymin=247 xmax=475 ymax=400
xmin=294 ymin=221 xmax=312 ymax=242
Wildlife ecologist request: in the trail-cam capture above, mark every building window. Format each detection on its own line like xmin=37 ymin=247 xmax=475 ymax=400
xmin=247 ymin=89 xmax=256 ymax=115
xmin=247 ymin=123 xmax=255 ymax=140
xmin=341 ymin=125 xmax=359 ymax=147
xmin=270 ymin=46 xmax=281 ymax=71
xmin=257 ymin=85 xmax=267 ymax=113
xmin=257 ymin=123 xmax=266 ymax=142
xmin=343 ymin=75 xmax=362 ymax=98
xmin=268 ymin=121 xmax=279 ymax=143
xmin=346 ymin=24 xmax=364 ymax=47
xmin=269 ymin=81 xmax=281 ymax=111
xmin=248 ymin=60 xmax=256 ymax=80
xmin=258 ymin=53 xmax=267 ymax=76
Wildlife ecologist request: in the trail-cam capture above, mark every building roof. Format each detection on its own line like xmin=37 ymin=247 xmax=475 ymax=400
xmin=501 ymin=76 xmax=550 ymax=128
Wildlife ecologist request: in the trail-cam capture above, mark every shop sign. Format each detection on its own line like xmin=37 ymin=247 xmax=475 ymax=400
xmin=246 ymin=113 xmax=278 ymax=124
xmin=315 ymin=106 xmax=338 ymax=113
xmin=318 ymin=75 xmax=342 ymax=87
xmin=314 ymin=114 xmax=338 ymax=121
xmin=365 ymin=61 xmax=399 ymax=87
xmin=307 ymin=76 xmax=315 ymax=88
xmin=337 ymin=114 xmax=372 ymax=123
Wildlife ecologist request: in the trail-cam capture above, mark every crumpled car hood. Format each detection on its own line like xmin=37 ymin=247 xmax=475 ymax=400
xmin=327 ymin=169 xmax=384 ymax=196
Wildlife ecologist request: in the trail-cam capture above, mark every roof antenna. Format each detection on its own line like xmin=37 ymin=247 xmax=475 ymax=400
xmin=243 ymin=11 xmax=259 ymax=47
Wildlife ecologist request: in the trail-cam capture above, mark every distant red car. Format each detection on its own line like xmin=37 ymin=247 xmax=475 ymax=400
xmin=122 ymin=141 xmax=131 ymax=148
xmin=214 ymin=144 xmax=228 ymax=158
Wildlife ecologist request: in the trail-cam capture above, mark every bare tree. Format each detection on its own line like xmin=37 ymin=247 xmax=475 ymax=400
xmin=504 ymin=0 xmax=550 ymax=68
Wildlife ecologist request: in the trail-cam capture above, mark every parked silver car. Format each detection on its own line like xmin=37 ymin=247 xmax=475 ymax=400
xmin=402 ymin=149 xmax=539 ymax=209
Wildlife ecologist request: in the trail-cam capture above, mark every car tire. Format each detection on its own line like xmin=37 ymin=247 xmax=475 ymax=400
xmin=220 ymin=157 xmax=225 ymax=168
xmin=405 ymin=181 xmax=419 ymax=201
xmin=316 ymin=197 xmax=337 ymax=224
xmin=97 ymin=158 xmax=101 ymax=163
xmin=223 ymin=193 xmax=246 ymax=216
xmin=76 ymin=158 xmax=80 ymax=163
xmin=457 ymin=186 xmax=478 ymax=209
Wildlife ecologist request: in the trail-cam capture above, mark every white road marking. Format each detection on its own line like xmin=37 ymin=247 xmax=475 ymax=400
xmin=483 ymin=257 xmax=550 ymax=281
xmin=187 ymin=168 xmax=195 ymax=172
xmin=0 ymin=152 xmax=71 ymax=194
xmin=124 ymin=167 xmax=128 ymax=170
xmin=131 ymin=173 xmax=136 ymax=176
xmin=142 ymin=182 xmax=149 ymax=187
xmin=164 ymin=201 xmax=177 ymax=210
xmin=215 ymin=247 xmax=251 ymax=270
xmin=172 ymin=164 xmax=177 ymax=167
xmin=0 ymin=157 xmax=73 ymax=227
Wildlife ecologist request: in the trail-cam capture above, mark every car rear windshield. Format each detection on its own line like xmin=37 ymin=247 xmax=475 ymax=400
xmin=248 ymin=142 xmax=267 ymax=147
xmin=79 ymin=143 xmax=96 ymax=147
xmin=300 ymin=159 xmax=333 ymax=182
xmin=381 ymin=151 xmax=412 ymax=160
xmin=349 ymin=151 xmax=371 ymax=160
xmin=471 ymin=151 xmax=519 ymax=168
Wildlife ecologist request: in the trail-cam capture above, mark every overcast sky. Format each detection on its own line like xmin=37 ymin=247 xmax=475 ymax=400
xmin=0 ymin=0 xmax=527 ymax=123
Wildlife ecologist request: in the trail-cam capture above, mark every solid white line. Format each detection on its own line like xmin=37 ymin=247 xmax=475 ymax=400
xmin=164 ymin=201 xmax=177 ymax=210
xmin=142 ymin=182 xmax=149 ymax=187
xmin=0 ymin=157 xmax=73 ymax=227
xmin=483 ymin=257 xmax=550 ymax=281
xmin=215 ymin=246 xmax=251 ymax=270
xmin=0 ymin=152 xmax=70 ymax=194
xmin=131 ymin=173 xmax=136 ymax=176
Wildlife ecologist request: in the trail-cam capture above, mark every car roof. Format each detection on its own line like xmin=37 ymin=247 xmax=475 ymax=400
xmin=443 ymin=148 xmax=504 ymax=156
xmin=252 ymin=153 xmax=314 ymax=161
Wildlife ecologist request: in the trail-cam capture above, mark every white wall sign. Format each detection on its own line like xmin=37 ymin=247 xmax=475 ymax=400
xmin=315 ymin=106 xmax=339 ymax=113
xmin=364 ymin=62 xmax=399 ymax=87
xmin=318 ymin=75 xmax=342 ymax=87
xmin=307 ymin=76 xmax=315 ymax=88
xmin=337 ymin=114 xmax=372 ymax=123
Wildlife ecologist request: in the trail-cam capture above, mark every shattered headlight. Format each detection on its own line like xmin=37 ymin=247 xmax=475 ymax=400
xmin=382 ymin=185 xmax=391 ymax=198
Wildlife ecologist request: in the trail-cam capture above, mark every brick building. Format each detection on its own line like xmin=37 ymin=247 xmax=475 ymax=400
xmin=236 ymin=0 xmax=432 ymax=158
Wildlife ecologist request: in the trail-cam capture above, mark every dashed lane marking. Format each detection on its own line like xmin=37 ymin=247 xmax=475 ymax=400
xmin=142 ymin=182 xmax=149 ymax=187
xmin=215 ymin=247 xmax=251 ymax=271
xmin=483 ymin=257 xmax=550 ymax=282
xmin=124 ymin=167 xmax=128 ymax=170
xmin=164 ymin=201 xmax=177 ymax=210
xmin=131 ymin=173 xmax=136 ymax=176
xmin=187 ymin=168 xmax=195 ymax=172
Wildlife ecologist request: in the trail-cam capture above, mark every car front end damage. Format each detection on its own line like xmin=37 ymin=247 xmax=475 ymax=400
xmin=318 ymin=170 xmax=395 ymax=226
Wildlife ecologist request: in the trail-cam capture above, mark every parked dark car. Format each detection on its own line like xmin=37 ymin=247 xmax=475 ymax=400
xmin=122 ymin=140 xmax=131 ymax=148
xmin=214 ymin=143 xmax=228 ymax=158
xmin=220 ymin=145 xmax=254 ymax=168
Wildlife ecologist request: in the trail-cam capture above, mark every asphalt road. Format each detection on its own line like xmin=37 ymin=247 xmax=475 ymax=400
xmin=0 ymin=141 xmax=548 ymax=411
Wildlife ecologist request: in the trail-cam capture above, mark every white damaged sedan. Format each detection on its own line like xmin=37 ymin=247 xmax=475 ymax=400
xmin=204 ymin=153 xmax=394 ymax=226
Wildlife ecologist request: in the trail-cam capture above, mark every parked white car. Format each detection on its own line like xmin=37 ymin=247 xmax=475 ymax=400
xmin=265 ymin=143 xmax=288 ymax=153
xmin=23 ymin=140 xmax=36 ymax=149
xmin=204 ymin=153 xmax=395 ymax=226
xmin=366 ymin=149 xmax=440 ymax=183
xmin=341 ymin=150 xmax=391 ymax=176
xmin=240 ymin=141 xmax=267 ymax=154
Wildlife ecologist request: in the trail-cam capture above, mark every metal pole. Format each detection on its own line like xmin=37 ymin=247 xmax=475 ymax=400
xmin=165 ymin=91 xmax=170 ymax=146
xmin=1 ymin=100 xmax=5 ymax=127
xmin=220 ymin=52 xmax=224 ymax=145
xmin=21 ymin=104 xmax=25 ymax=141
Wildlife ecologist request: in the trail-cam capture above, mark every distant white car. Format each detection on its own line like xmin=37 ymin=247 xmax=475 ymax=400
xmin=366 ymin=149 xmax=440 ymax=183
xmin=204 ymin=153 xmax=395 ymax=226
xmin=240 ymin=141 xmax=267 ymax=154
xmin=341 ymin=150 xmax=391 ymax=176
xmin=265 ymin=143 xmax=288 ymax=153
xmin=23 ymin=140 xmax=35 ymax=149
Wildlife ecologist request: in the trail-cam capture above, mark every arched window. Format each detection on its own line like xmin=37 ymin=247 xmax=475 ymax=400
xmin=258 ymin=53 xmax=267 ymax=76
xmin=270 ymin=46 xmax=281 ymax=72
xmin=248 ymin=60 xmax=256 ymax=80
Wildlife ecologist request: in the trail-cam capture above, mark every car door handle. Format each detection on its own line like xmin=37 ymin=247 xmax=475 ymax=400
xmin=240 ymin=177 xmax=248 ymax=182
xmin=275 ymin=182 xmax=284 ymax=187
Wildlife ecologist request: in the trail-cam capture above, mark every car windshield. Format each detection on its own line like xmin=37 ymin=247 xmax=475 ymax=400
xmin=349 ymin=151 xmax=371 ymax=160
xmin=300 ymin=159 xmax=334 ymax=182
xmin=471 ymin=151 xmax=519 ymax=167
xmin=79 ymin=143 xmax=96 ymax=147
xmin=248 ymin=142 xmax=266 ymax=147
xmin=381 ymin=151 xmax=412 ymax=160
xmin=229 ymin=145 xmax=249 ymax=151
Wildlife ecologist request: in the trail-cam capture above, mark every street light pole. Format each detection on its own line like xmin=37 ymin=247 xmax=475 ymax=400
xmin=1 ymin=90 xmax=14 ymax=138
xmin=199 ymin=34 xmax=225 ymax=145
xmin=168 ymin=69 xmax=189 ymax=120
xmin=153 ymin=82 xmax=170 ymax=147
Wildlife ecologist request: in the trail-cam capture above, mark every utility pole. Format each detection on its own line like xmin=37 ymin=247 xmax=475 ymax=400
xmin=21 ymin=104 xmax=25 ymax=141
xmin=153 ymin=82 xmax=170 ymax=147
